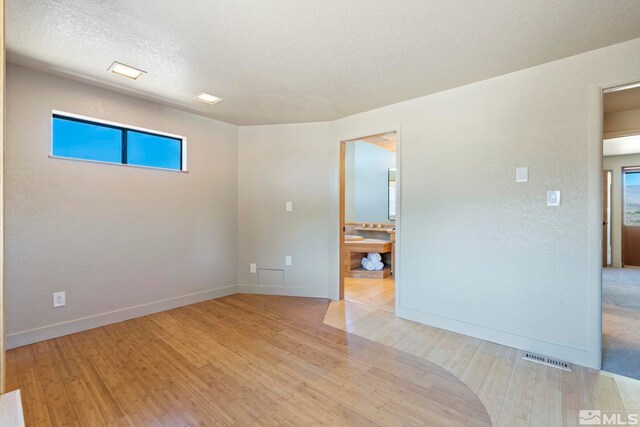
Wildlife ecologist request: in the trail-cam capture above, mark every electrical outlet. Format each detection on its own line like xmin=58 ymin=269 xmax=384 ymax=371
xmin=250 ymin=263 xmax=257 ymax=273
xmin=285 ymin=256 xmax=292 ymax=266
xmin=53 ymin=291 xmax=66 ymax=308
xmin=286 ymin=201 xmax=293 ymax=212
xmin=547 ymin=190 xmax=561 ymax=206
xmin=516 ymin=167 xmax=528 ymax=183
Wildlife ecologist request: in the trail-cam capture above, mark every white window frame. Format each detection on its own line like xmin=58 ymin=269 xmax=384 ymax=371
xmin=50 ymin=110 xmax=188 ymax=172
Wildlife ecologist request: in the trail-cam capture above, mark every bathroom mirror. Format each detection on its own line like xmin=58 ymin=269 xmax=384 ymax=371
xmin=388 ymin=168 xmax=396 ymax=220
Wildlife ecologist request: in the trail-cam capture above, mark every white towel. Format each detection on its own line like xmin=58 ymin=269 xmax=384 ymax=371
xmin=367 ymin=253 xmax=382 ymax=263
xmin=360 ymin=257 xmax=384 ymax=271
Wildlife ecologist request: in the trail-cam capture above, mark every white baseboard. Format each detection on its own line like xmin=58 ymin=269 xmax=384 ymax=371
xmin=7 ymin=284 xmax=331 ymax=349
xmin=237 ymin=284 xmax=329 ymax=298
xmin=6 ymin=285 xmax=239 ymax=349
xmin=396 ymin=305 xmax=598 ymax=369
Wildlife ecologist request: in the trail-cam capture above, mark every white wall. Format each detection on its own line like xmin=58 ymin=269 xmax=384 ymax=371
xmin=237 ymin=122 xmax=333 ymax=297
xmin=5 ymin=65 xmax=239 ymax=348
xmin=9 ymin=38 xmax=640 ymax=369
xmin=603 ymin=153 xmax=640 ymax=267
xmin=239 ymin=37 xmax=640 ymax=369
xmin=344 ymin=142 xmax=355 ymax=222
xmin=345 ymin=141 xmax=396 ymax=224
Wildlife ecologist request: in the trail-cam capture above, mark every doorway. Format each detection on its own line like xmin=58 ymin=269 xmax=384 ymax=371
xmin=339 ymin=132 xmax=397 ymax=312
xmin=601 ymin=84 xmax=640 ymax=380
xmin=622 ymin=167 xmax=640 ymax=267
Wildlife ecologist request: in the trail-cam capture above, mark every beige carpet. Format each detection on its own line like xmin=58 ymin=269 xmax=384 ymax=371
xmin=603 ymin=267 xmax=640 ymax=380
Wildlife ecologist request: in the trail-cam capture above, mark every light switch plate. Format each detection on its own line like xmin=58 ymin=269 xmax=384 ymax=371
xmin=250 ymin=263 xmax=257 ymax=273
xmin=285 ymin=256 xmax=292 ymax=266
xmin=516 ymin=167 xmax=528 ymax=183
xmin=547 ymin=191 xmax=560 ymax=206
xmin=286 ymin=202 xmax=293 ymax=212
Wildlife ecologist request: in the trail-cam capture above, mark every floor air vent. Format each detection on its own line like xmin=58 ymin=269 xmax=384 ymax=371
xmin=522 ymin=352 xmax=572 ymax=372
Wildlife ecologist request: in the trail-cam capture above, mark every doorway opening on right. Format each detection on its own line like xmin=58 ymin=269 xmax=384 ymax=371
xmin=602 ymin=83 xmax=640 ymax=380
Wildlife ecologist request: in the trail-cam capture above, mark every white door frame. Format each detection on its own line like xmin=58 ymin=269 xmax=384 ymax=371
xmin=336 ymin=126 xmax=402 ymax=313
xmin=597 ymin=80 xmax=640 ymax=369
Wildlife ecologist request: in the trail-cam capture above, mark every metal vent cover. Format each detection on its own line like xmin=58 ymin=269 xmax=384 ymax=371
xmin=522 ymin=352 xmax=572 ymax=372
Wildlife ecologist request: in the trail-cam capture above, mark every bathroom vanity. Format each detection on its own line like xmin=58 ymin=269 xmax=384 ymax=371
xmin=344 ymin=222 xmax=395 ymax=278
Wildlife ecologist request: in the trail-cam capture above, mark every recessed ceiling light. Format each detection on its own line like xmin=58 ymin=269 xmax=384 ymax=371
xmin=195 ymin=92 xmax=223 ymax=105
xmin=108 ymin=61 xmax=146 ymax=80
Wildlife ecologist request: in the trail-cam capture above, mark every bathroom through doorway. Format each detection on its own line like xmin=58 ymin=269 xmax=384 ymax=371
xmin=339 ymin=132 xmax=397 ymax=312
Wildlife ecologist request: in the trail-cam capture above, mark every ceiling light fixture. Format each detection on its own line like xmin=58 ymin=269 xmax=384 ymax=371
xmin=108 ymin=61 xmax=146 ymax=80
xmin=195 ymin=92 xmax=223 ymax=105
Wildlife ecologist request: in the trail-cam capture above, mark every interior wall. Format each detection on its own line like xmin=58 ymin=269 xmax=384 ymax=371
xmin=344 ymin=142 xmax=355 ymax=222
xmin=5 ymin=64 xmax=239 ymax=348
xmin=603 ymin=153 xmax=640 ymax=268
xmin=5 ymin=36 xmax=640 ymax=369
xmin=345 ymin=141 xmax=396 ymax=224
xmin=335 ymin=39 xmax=640 ymax=370
xmin=0 ymin=0 xmax=6 ymax=393
xmin=237 ymin=122 xmax=333 ymax=297
xmin=238 ymin=37 xmax=640 ymax=369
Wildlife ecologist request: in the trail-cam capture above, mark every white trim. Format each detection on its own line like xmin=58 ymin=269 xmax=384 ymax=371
xmin=588 ymin=83 xmax=604 ymax=370
xmin=602 ymin=128 xmax=640 ymax=140
xmin=591 ymin=80 xmax=640 ymax=371
xmin=237 ymin=285 xmax=329 ymax=298
xmin=394 ymin=126 xmax=403 ymax=315
xmin=603 ymin=80 xmax=640 ymax=93
xmin=48 ymin=155 xmax=189 ymax=173
xmin=6 ymin=285 xmax=238 ymax=349
xmin=396 ymin=305 xmax=596 ymax=368
xmin=52 ymin=110 xmax=185 ymax=140
xmin=335 ymin=126 xmax=402 ymax=302
xmin=51 ymin=110 xmax=188 ymax=172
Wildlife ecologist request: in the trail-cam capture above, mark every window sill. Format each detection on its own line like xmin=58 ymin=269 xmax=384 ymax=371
xmin=48 ymin=155 xmax=189 ymax=173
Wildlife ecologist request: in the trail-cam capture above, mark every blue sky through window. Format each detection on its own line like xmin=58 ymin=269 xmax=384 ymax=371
xmin=53 ymin=117 xmax=122 ymax=163
xmin=625 ymin=172 xmax=640 ymax=186
xmin=127 ymin=131 xmax=181 ymax=170
xmin=52 ymin=115 xmax=183 ymax=171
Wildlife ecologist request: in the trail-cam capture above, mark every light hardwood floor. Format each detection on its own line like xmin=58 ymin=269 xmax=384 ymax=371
xmin=7 ymin=294 xmax=491 ymax=426
xmin=324 ymin=299 xmax=640 ymax=426
xmin=345 ymin=277 xmax=395 ymax=312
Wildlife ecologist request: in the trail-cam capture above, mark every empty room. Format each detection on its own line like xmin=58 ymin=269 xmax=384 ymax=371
xmin=0 ymin=1 xmax=640 ymax=426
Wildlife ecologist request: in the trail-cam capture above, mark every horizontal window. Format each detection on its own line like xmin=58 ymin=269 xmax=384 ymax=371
xmin=52 ymin=113 xmax=185 ymax=171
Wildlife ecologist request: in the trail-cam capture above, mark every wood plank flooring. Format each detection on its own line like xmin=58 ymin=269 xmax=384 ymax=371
xmin=7 ymin=294 xmax=491 ymax=426
xmin=324 ymin=299 xmax=640 ymax=426
xmin=345 ymin=277 xmax=395 ymax=312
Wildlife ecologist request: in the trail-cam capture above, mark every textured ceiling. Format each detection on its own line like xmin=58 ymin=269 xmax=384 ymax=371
xmin=7 ymin=0 xmax=640 ymax=125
